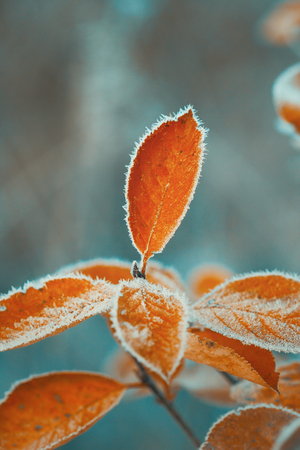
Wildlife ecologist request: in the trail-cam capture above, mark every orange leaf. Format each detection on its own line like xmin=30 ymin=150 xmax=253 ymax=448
xmin=146 ymin=261 xmax=186 ymax=293
xmin=188 ymin=264 xmax=233 ymax=299
xmin=273 ymin=64 xmax=300 ymax=141
xmin=63 ymin=258 xmax=184 ymax=292
xmin=176 ymin=363 xmax=236 ymax=407
xmin=125 ymin=106 xmax=206 ymax=274
xmin=110 ymin=279 xmax=188 ymax=381
xmin=273 ymin=417 xmax=300 ymax=450
xmin=231 ymin=362 xmax=300 ymax=413
xmin=262 ymin=2 xmax=300 ymax=46
xmin=0 ymin=371 xmax=126 ymax=450
xmin=192 ymin=271 xmax=300 ymax=353
xmin=63 ymin=258 xmax=133 ymax=284
xmin=200 ymin=405 xmax=300 ymax=450
xmin=0 ymin=274 xmax=115 ymax=351
xmin=185 ymin=328 xmax=279 ymax=390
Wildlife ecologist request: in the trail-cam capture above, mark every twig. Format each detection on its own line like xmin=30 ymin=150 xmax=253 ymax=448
xmin=126 ymin=382 xmax=145 ymax=389
xmin=133 ymin=358 xmax=201 ymax=449
xmin=219 ymin=370 xmax=239 ymax=385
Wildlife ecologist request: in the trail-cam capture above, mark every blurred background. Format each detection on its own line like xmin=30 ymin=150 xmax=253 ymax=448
xmin=0 ymin=0 xmax=299 ymax=448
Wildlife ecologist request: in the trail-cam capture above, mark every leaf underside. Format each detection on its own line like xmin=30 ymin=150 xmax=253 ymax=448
xmin=185 ymin=328 xmax=279 ymax=390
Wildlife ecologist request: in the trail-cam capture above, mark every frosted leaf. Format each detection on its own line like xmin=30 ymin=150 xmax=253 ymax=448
xmin=200 ymin=405 xmax=300 ymax=450
xmin=192 ymin=271 xmax=300 ymax=353
xmin=110 ymin=278 xmax=188 ymax=382
xmin=0 ymin=273 xmax=115 ymax=351
xmin=125 ymin=106 xmax=207 ymax=274
xmin=0 ymin=371 xmax=126 ymax=450
xmin=60 ymin=258 xmax=133 ymax=284
xmin=60 ymin=257 xmax=184 ymax=292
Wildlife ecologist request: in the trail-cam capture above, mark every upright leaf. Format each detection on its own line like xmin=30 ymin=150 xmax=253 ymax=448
xmin=185 ymin=328 xmax=279 ymax=390
xmin=192 ymin=271 xmax=300 ymax=353
xmin=200 ymin=405 xmax=300 ymax=450
xmin=231 ymin=362 xmax=300 ymax=413
xmin=0 ymin=372 xmax=126 ymax=450
xmin=125 ymin=106 xmax=206 ymax=274
xmin=110 ymin=279 xmax=188 ymax=381
xmin=0 ymin=274 xmax=115 ymax=351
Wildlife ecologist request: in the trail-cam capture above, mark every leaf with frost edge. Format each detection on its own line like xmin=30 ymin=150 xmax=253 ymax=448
xmin=0 ymin=272 xmax=115 ymax=351
xmin=59 ymin=257 xmax=184 ymax=293
xmin=59 ymin=257 xmax=132 ymax=278
xmin=191 ymin=270 xmax=300 ymax=353
xmin=110 ymin=278 xmax=189 ymax=382
xmin=0 ymin=371 xmax=127 ymax=450
xmin=124 ymin=105 xmax=208 ymax=269
xmin=200 ymin=404 xmax=300 ymax=450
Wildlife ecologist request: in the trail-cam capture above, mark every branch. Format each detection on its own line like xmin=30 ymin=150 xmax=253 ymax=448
xmin=133 ymin=358 xmax=201 ymax=449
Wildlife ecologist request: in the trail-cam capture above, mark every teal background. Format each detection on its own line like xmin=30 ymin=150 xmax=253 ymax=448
xmin=0 ymin=0 xmax=298 ymax=448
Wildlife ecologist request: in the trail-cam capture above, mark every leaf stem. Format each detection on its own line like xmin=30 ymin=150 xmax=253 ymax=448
xmin=133 ymin=358 xmax=201 ymax=449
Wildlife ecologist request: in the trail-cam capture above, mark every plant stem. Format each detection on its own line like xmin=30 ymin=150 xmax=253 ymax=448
xmin=134 ymin=358 xmax=201 ymax=449
xmin=219 ymin=370 xmax=239 ymax=385
xmin=126 ymin=382 xmax=145 ymax=389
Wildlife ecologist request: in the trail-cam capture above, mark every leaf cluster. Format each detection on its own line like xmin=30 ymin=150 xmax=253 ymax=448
xmin=2 ymin=105 xmax=300 ymax=449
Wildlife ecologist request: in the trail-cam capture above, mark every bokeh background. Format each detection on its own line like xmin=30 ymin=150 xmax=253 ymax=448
xmin=0 ymin=0 xmax=299 ymax=448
